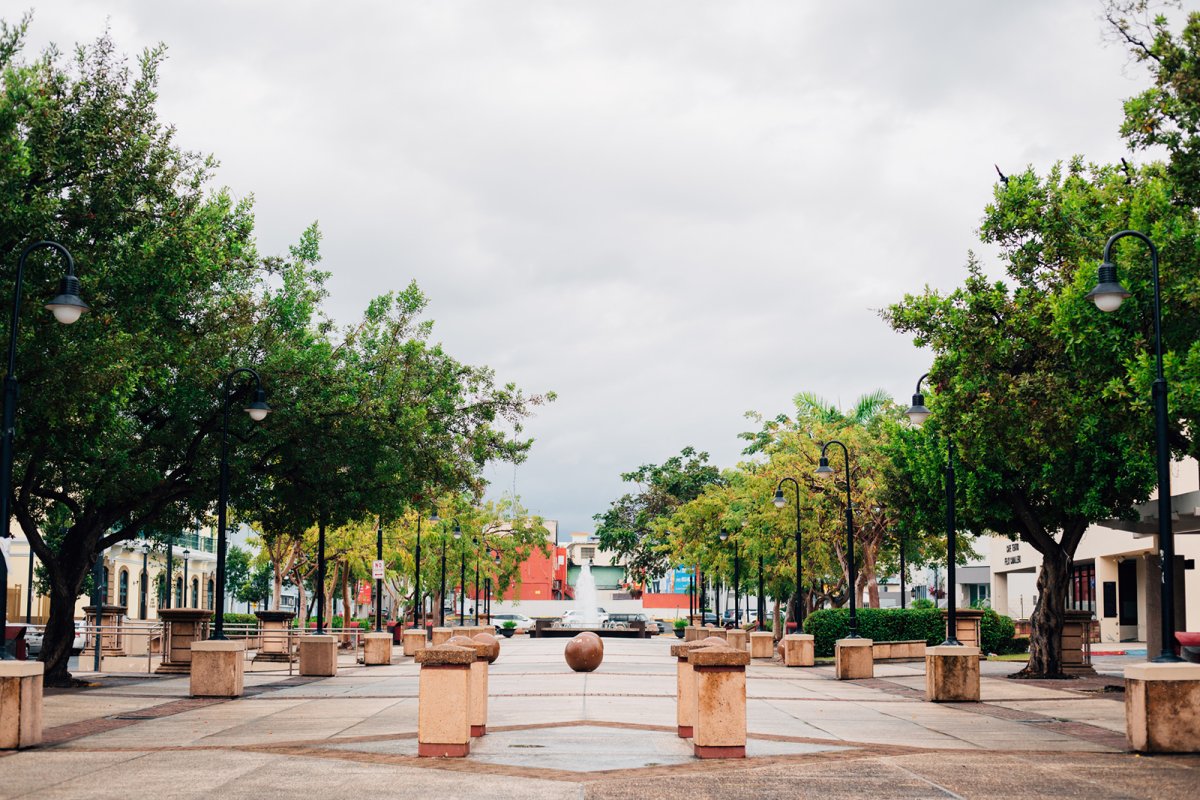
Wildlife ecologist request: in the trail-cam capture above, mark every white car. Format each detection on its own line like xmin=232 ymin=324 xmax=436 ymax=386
xmin=72 ymin=619 xmax=87 ymax=655
xmin=560 ymin=608 xmax=609 ymax=626
xmin=490 ymin=614 xmax=534 ymax=633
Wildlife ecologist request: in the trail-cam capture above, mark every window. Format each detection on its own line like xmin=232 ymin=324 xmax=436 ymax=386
xmin=968 ymin=584 xmax=990 ymax=606
xmin=206 ymin=578 xmax=214 ymax=610
xmin=191 ymin=577 xmax=199 ymax=608
xmin=102 ymin=566 xmax=110 ymax=603
xmin=176 ymin=577 xmax=184 ymax=607
xmin=139 ymin=569 xmax=148 ymax=619
xmin=118 ymin=568 xmax=129 ymax=607
xmin=1069 ymin=562 xmax=1096 ymax=615
xmin=156 ymin=573 xmax=167 ymax=606
xmin=580 ymin=547 xmax=595 ymax=560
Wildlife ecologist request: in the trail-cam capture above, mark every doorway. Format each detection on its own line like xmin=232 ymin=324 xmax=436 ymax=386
xmin=1118 ymin=559 xmax=1139 ymax=642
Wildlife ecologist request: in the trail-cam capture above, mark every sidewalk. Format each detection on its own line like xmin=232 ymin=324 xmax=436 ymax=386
xmin=3 ymin=637 xmax=1196 ymax=799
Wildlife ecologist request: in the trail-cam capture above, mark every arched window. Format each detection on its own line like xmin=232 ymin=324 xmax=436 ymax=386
xmin=156 ymin=573 xmax=167 ymax=607
xmin=102 ymin=566 xmax=110 ymax=604
xmin=175 ymin=577 xmax=183 ymax=608
xmin=191 ymin=577 xmax=199 ymax=608
xmin=118 ymin=568 xmax=129 ymax=607
xmin=206 ymin=578 xmax=215 ymax=610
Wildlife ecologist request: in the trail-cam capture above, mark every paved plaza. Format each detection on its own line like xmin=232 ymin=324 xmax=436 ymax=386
xmin=2 ymin=637 xmax=1196 ymax=799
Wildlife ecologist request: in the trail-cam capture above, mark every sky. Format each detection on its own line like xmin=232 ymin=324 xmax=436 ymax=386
xmin=21 ymin=1 xmax=1158 ymax=537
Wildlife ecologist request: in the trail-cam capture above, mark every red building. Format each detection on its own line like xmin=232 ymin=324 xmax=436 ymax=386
xmin=499 ymin=544 xmax=570 ymax=601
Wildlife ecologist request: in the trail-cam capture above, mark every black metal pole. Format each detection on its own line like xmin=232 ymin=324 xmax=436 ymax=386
xmin=26 ymin=544 xmax=34 ymax=623
xmin=473 ymin=537 xmax=480 ymax=625
xmin=316 ymin=518 xmax=326 ymax=633
xmin=140 ymin=547 xmax=148 ymax=619
xmin=899 ymin=530 xmax=907 ymax=610
xmin=376 ymin=515 xmax=383 ymax=632
xmin=1097 ymin=231 xmax=1180 ymax=662
xmin=942 ymin=441 xmax=961 ymax=645
xmin=733 ymin=543 xmax=740 ymax=627
xmin=0 ymin=241 xmax=84 ymax=659
xmin=775 ymin=477 xmax=804 ymax=631
xmin=459 ymin=543 xmax=466 ymax=624
xmin=757 ymin=554 xmax=765 ymax=632
xmin=165 ymin=539 xmax=174 ymax=609
xmin=820 ymin=440 xmax=857 ymax=638
xmin=91 ymin=553 xmax=102 ymax=671
xmin=182 ymin=552 xmax=189 ymax=608
xmin=415 ymin=515 xmax=422 ymax=630
xmin=439 ymin=537 xmax=446 ymax=628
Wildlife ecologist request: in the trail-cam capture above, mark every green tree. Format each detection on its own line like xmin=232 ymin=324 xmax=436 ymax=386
xmin=594 ymin=447 xmax=723 ymax=584
xmin=224 ymin=545 xmax=252 ymax=605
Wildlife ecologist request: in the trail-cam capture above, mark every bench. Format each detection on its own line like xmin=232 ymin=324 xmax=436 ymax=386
xmin=872 ymin=640 xmax=926 ymax=662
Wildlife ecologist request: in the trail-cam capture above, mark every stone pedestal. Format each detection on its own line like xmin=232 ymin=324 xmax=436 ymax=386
xmin=783 ymin=634 xmax=815 ymax=667
xmin=834 ymin=638 xmax=874 ymax=680
xmin=702 ymin=628 xmax=727 ymax=642
xmin=690 ymin=645 xmax=750 ymax=758
xmin=446 ymin=636 xmax=490 ymax=736
xmin=299 ymin=635 xmax=338 ymax=677
xmin=0 ymin=661 xmax=43 ymax=749
xmin=416 ymin=645 xmax=475 ymax=757
xmin=1125 ymin=662 xmax=1200 ymax=753
xmin=684 ymin=626 xmax=702 ymax=642
xmin=253 ymin=610 xmax=295 ymax=663
xmin=363 ymin=632 xmax=393 ymax=665
xmin=190 ymin=640 xmax=246 ymax=698
xmin=84 ymin=604 xmax=128 ymax=656
xmin=403 ymin=629 xmax=427 ymax=657
xmin=749 ymin=632 xmax=774 ymax=659
xmin=156 ymin=608 xmax=214 ymax=674
xmin=671 ymin=639 xmax=720 ymax=738
xmin=725 ymin=629 xmax=749 ymax=651
xmin=925 ymin=645 xmax=981 ymax=702
xmin=431 ymin=627 xmax=454 ymax=646
xmin=941 ymin=608 xmax=983 ymax=650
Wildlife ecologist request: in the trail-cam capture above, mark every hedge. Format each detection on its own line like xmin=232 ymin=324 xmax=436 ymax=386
xmin=802 ymin=607 xmax=1025 ymax=657
xmin=222 ymin=613 xmax=259 ymax=625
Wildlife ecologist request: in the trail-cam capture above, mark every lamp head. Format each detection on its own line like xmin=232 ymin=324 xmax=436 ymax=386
xmin=244 ymin=388 xmax=271 ymax=421
xmin=904 ymin=392 xmax=931 ymax=427
xmin=453 ymin=523 xmax=462 ymax=539
xmin=719 ymin=530 xmax=729 ymax=542
xmin=430 ymin=509 xmax=440 ymax=524
xmin=815 ymin=456 xmax=833 ymax=478
xmin=773 ymin=488 xmax=786 ymax=508
xmin=1086 ymin=261 xmax=1131 ymax=312
xmin=46 ymin=274 xmax=88 ymax=324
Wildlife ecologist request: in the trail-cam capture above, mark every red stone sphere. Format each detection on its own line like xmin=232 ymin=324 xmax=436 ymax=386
xmin=564 ymin=632 xmax=604 ymax=672
xmin=699 ymin=636 xmax=727 ymax=647
xmin=473 ymin=632 xmax=501 ymax=664
xmin=577 ymin=630 xmax=604 ymax=651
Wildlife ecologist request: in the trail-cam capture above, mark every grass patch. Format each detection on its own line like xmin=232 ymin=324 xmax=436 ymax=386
xmin=987 ymin=653 xmax=1030 ymax=662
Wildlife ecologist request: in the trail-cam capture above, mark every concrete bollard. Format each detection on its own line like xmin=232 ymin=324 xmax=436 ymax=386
xmin=834 ymin=638 xmax=874 ymax=680
xmin=299 ymin=634 xmax=338 ymax=677
xmin=749 ymin=632 xmax=774 ymax=659
xmin=1125 ymin=662 xmax=1200 ymax=753
xmin=415 ymin=645 xmax=475 ymax=757
xmin=363 ymin=632 xmax=393 ymax=665
xmin=403 ymin=629 xmax=427 ymax=657
xmin=0 ymin=661 xmax=43 ymax=749
xmin=783 ymin=634 xmax=815 ymax=667
xmin=190 ymin=640 xmax=246 ymax=697
xmin=431 ymin=627 xmax=454 ymax=646
xmin=670 ymin=637 xmax=725 ymax=738
xmin=925 ymin=645 xmax=981 ymax=702
xmin=447 ymin=636 xmax=491 ymax=737
xmin=690 ymin=644 xmax=751 ymax=758
xmin=684 ymin=626 xmax=702 ymax=642
xmin=725 ymin=629 xmax=749 ymax=651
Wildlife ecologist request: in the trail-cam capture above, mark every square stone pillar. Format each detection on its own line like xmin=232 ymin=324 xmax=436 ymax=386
xmin=783 ymin=634 xmax=815 ymax=667
xmin=834 ymin=638 xmax=874 ymax=680
xmin=703 ymin=628 xmax=728 ymax=642
xmin=363 ymin=632 xmax=393 ymax=665
xmin=190 ymin=640 xmax=246 ymax=698
xmin=299 ymin=634 xmax=338 ymax=677
xmin=925 ymin=645 xmax=981 ymax=702
xmin=684 ymin=626 xmax=702 ymax=642
xmin=690 ymin=645 xmax=750 ymax=758
xmin=431 ymin=627 xmax=454 ymax=646
xmin=671 ymin=639 xmax=719 ymax=738
xmin=416 ymin=645 xmax=475 ymax=757
xmin=749 ymin=632 xmax=774 ymax=659
xmin=253 ymin=610 xmax=296 ymax=663
xmin=725 ymin=629 xmax=749 ymax=651
xmin=1126 ymin=662 xmax=1200 ymax=753
xmin=0 ymin=661 xmax=43 ymax=749
xmin=445 ymin=635 xmax=490 ymax=737
xmin=403 ymin=629 xmax=427 ymax=656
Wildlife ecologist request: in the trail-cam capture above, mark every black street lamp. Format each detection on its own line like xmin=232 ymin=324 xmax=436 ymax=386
xmin=375 ymin=515 xmax=384 ymax=633
xmin=773 ymin=477 xmax=805 ymax=631
xmin=815 ymin=440 xmax=859 ymax=638
xmin=165 ymin=536 xmax=174 ymax=609
xmin=439 ymin=518 xmax=460 ymax=627
xmin=719 ymin=530 xmax=740 ymax=627
xmin=1088 ymin=230 xmax=1182 ymax=663
xmin=905 ymin=373 xmax=962 ymax=646
xmin=473 ymin=533 xmax=484 ymax=625
xmin=0 ymin=240 xmax=87 ymax=659
xmin=456 ymin=525 xmax=466 ymax=624
xmin=757 ymin=554 xmax=765 ymax=632
xmin=139 ymin=542 xmax=151 ymax=620
xmin=418 ymin=508 xmax=433 ymax=629
xmin=181 ymin=549 xmax=190 ymax=608
xmin=898 ymin=529 xmax=907 ymax=610
xmin=211 ymin=367 xmax=270 ymax=640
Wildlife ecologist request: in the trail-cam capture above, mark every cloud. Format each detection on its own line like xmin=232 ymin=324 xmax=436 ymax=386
xmin=23 ymin=0 xmax=1146 ymax=535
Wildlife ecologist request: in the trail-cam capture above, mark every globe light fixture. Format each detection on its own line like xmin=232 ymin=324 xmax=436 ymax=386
xmin=1086 ymin=259 xmax=1132 ymax=313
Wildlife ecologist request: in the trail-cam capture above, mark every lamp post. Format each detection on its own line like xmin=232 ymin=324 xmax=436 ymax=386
xmin=439 ymin=518 xmax=460 ymax=628
xmin=473 ymin=534 xmax=483 ymax=625
xmin=164 ymin=536 xmax=174 ymax=609
xmin=0 ymin=240 xmax=87 ymax=659
xmin=905 ymin=373 xmax=961 ymax=646
xmin=418 ymin=509 xmax=433 ymax=629
xmin=211 ymin=367 xmax=270 ymax=640
xmin=456 ymin=525 xmax=466 ymax=624
xmin=181 ymin=549 xmax=190 ymax=608
xmin=816 ymin=440 xmax=859 ymax=638
xmin=1087 ymin=230 xmax=1182 ymax=663
xmin=138 ymin=543 xmax=151 ymax=619
xmin=719 ymin=530 xmax=740 ymax=626
xmin=773 ymin=476 xmax=805 ymax=631
xmin=898 ymin=529 xmax=907 ymax=610
xmin=375 ymin=515 xmax=384 ymax=632
xmin=757 ymin=554 xmax=765 ymax=632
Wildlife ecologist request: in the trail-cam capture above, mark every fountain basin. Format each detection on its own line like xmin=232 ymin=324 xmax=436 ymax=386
xmin=531 ymin=621 xmax=652 ymax=638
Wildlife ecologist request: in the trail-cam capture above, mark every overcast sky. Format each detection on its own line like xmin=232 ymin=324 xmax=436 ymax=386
xmin=24 ymin=1 xmax=1153 ymax=537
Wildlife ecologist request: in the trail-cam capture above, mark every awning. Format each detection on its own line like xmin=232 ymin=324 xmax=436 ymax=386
xmin=1102 ymin=490 xmax=1200 ymax=537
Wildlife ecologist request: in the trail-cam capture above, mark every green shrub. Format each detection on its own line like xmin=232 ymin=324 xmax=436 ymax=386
xmin=911 ymin=598 xmax=936 ymax=610
xmin=673 ymin=618 xmax=687 ymax=630
xmin=222 ymin=613 xmax=259 ymax=625
xmin=979 ymin=607 xmax=1017 ymax=654
xmin=1007 ymin=635 xmax=1030 ymax=654
xmin=502 ymin=620 xmax=517 ymax=629
xmin=802 ymin=608 xmax=945 ymax=657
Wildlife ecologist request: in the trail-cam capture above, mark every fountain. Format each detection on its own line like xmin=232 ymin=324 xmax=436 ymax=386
xmin=573 ymin=561 xmax=600 ymax=627
xmin=531 ymin=560 xmax=649 ymax=639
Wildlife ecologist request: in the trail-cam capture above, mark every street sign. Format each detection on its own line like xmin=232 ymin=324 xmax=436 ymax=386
xmin=372 ymin=559 xmax=385 ymax=579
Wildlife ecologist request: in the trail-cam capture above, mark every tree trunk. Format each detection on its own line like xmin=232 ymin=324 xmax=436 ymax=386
xmin=861 ymin=546 xmax=880 ymax=608
xmin=772 ymin=596 xmax=782 ymax=641
xmin=341 ymin=564 xmax=352 ymax=625
xmin=41 ymin=578 xmax=84 ymax=686
xmin=1017 ymin=546 xmax=1071 ymax=678
xmin=294 ymin=570 xmax=308 ymax=629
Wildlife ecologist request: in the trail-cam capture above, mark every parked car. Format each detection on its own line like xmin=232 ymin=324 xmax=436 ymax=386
xmin=73 ymin=619 xmax=87 ymax=655
xmin=24 ymin=625 xmax=43 ymax=656
xmin=560 ymin=608 xmax=609 ymax=626
xmin=490 ymin=613 xmax=534 ymax=633
xmin=604 ymin=613 xmax=667 ymax=634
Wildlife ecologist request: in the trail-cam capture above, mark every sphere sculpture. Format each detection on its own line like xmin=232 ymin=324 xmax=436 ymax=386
xmin=473 ymin=632 xmax=501 ymax=664
xmin=564 ymin=632 xmax=604 ymax=672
